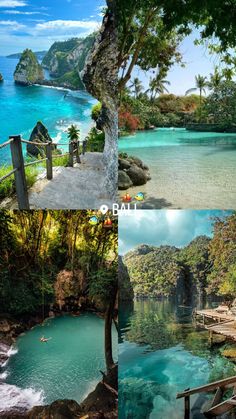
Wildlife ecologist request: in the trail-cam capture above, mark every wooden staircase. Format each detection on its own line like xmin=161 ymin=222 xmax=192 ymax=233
xmin=176 ymin=375 xmax=236 ymax=418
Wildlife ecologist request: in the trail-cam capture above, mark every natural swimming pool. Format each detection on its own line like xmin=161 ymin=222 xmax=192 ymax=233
xmin=119 ymin=300 xmax=235 ymax=419
xmin=119 ymin=128 xmax=236 ymax=208
xmin=0 ymin=314 xmax=117 ymax=413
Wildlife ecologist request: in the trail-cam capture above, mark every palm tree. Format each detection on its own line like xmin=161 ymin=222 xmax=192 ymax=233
xmin=130 ymin=77 xmax=143 ymax=98
xmin=222 ymin=67 xmax=235 ymax=81
xmin=208 ymin=68 xmax=223 ymax=90
xmin=67 ymin=124 xmax=80 ymax=142
xmin=68 ymin=124 xmax=80 ymax=163
xmin=185 ymin=75 xmax=208 ymax=121
xmin=147 ymin=76 xmax=170 ymax=101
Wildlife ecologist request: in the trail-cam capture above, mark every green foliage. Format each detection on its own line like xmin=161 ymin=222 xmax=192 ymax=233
xmin=55 ymin=70 xmax=84 ymax=89
xmin=86 ymin=127 xmax=105 ymax=152
xmin=91 ymin=102 xmax=102 ymax=122
xmin=0 ymin=210 xmax=118 ymax=316
xmin=0 ymin=165 xmax=38 ymax=199
xmin=203 ymin=81 xmax=236 ymax=128
xmin=89 ymin=263 xmax=118 ymax=304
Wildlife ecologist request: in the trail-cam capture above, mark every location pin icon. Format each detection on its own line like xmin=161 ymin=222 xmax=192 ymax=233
xmin=100 ymin=204 xmax=109 ymax=215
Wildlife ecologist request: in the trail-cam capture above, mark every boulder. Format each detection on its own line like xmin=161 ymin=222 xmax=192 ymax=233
xmin=14 ymin=49 xmax=44 ymax=86
xmin=118 ymin=158 xmax=131 ymax=170
xmin=128 ymin=156 xmax=145 ymax=169
xmin=27 ymin=121 xmax=54 ymax=157
xmin=118 ymin=170 xmax=133 ymax=190
xmin=126 ymin=165 xmax=147 ymax=186
xmin=0 ymin=73 xmax=3 ymax=82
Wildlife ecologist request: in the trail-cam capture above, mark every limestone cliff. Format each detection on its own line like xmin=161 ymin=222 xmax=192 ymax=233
xmin=82 ymin=1 xmax=118 ymax=200
xmin=14 ymin=49 xmax=44 ymax=85
xmin=42 ymin=34 xmax=96 ymax=89
xmin=119 ymin=256 xmax=134 ymax=301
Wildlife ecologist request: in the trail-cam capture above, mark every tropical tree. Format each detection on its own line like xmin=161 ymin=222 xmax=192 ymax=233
xmin=147 ymin=75 xmax=170 ymax=101
xmin=208 ymin=68 xmax=223 ymax=91
xmin=67 ymin=124 xmax=80 ymax=143
xmin=185 ymin=75 xmax=208 ymax=120
xmin=130 ymin=77 xmax=143 ymax=98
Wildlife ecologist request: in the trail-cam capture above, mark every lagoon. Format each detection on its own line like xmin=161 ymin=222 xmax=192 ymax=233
xmin=119 ymin=128 xmax=236 ymax=208
xmin=0 ymin=314 xmax=117 ymax=413
xmin=0 ymin=57 xmax=96 ymax=164
xmin=119 ymin=300 xmax=235 ymax=419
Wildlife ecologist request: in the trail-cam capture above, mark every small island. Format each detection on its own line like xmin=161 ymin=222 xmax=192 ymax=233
xmin=14 ymin=49 xmax=44 ymax=86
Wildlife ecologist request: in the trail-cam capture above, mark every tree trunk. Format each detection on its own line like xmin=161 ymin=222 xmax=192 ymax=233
xmin=105 ymin=281 xmax=117 ymax=372
xmin=82 ymin=1 xmax=118 ymax=201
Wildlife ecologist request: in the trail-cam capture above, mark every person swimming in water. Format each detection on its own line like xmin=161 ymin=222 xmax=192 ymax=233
xmin=40 ymin=336 xmax=51 ymax=343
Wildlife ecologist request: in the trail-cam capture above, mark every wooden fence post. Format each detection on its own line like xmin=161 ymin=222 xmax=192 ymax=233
xmin=69 ymin=141 xmax=74 ymax=167
xmin=75 ymin=140 xmax=81 ymax=164
xmin=10 ymin=135 xmax=30 ymax=210
xmin=184 ymin=395 xmax=190 ymax=419
xmin=46 ymin=143 xmax=53 ymax=180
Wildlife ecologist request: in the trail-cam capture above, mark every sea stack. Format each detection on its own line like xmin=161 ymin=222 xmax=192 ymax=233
xmin=14 ymin=49 xmax=44 ymax=85
xmin=27 ymin=121 xmax=55 ymax=157
xmin=0 ymin=73 xmax=3 ymax=82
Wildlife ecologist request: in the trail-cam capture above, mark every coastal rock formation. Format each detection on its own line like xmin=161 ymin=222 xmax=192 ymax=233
xmin=118 ymin=256 xmax=134 ymax=301
xmin=42 ymin=35 xmax=96 ymax=90
xmin=54 ymin=269 xmax=88 ymax=311
xmin=14 ymin=49 xmax=44 ymax=85
xmin=82 ymin=2 xmax=118 ymax=200
xmin=0 ymin=73 xmax=3 ymax=82
xmin=118 ymin=155 xmax=151 ymax=190
xmin=27 ymin=121 xmax=55 ymax=157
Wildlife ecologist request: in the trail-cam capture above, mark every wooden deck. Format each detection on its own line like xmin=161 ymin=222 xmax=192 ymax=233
xmin=194 ymin=309 xmax=235 ymax=322
xmin=194 ymin=309 xmax=236 ymax=342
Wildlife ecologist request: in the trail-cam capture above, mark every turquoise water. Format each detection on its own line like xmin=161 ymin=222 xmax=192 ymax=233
xmin=119 ymin=300 xmax=236 ymax=419
xmin=119 ymin=129 xmax=236 ymax=208
xmin=0 ymin=314 xmax=117 ymax=412
xmin=0 ymin=57 xmax=96 ymax=164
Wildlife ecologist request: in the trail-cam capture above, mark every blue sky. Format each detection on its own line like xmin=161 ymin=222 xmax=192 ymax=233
xmin=0 ymin=0 xmax=105 ymax=55
xmin=133 ymin=29 xmax=225 ymax=95
xmin=119 ymin=210 xmax=232 ymax=255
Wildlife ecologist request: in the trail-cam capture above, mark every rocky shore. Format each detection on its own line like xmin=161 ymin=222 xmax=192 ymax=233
xmin=118 ymin=154 xmax=151 ymax=190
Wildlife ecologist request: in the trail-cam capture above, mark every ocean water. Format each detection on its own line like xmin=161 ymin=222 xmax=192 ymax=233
xmin=0 ymin=314 xmax=117 ymax=413
xmin=119 ymin=128 xmax=236 ymax=208
xmin=119 ymin=300 xmax=235 ymax=419
xmin=0 ymin=57 xmax=96 ymax=164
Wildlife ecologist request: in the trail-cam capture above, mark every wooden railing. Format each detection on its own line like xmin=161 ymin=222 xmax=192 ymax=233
xmin=0 ymin=135 xmax=82 ymax=209
xmin=176 ymin=375 xmax=236 ymax=418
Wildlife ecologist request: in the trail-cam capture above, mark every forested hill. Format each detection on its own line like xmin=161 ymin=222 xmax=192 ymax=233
xmin=0 ymin=211 xmax=117 ymax=317
xmin=123 ymin=214 xmax=236 ymax=300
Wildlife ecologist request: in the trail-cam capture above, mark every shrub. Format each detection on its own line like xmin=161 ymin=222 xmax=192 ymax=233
xmin=91 ymin=102 xmax=102 ymax=122
xmin=119 ymin=111 xmax=140 ymax=132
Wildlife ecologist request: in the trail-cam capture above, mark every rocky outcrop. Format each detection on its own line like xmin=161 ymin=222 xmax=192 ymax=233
xmin=14 ymin=49 xmax=44 ymax=86
xmin=118 ymin=155 xmax=151 ymax=190
xmin=82 ymin=2 xmax=118 ymax=201
xmin=54 ymin=269 xmax=88 ymax=311
xmin=27 ymin=121 xmax=55 ymax=157
xmin=42 ymin=35 xmax=95 ymax=77
xmin=0 ymin=73 xmax=3 ymax=82
xmin=118 ymin=256 xmax=134 ymax=301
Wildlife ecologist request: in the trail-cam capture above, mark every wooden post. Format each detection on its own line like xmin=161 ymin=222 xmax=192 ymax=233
xmin=69 ymin=141 xmax=74 ymax=167
xmin=46 ymin=143 xmax=53 ymax=180
xmin=184 ymin=395 xmax=190 ymax=419
xmin=75 ymin=140 xmax=81 ymax=164
xmin=10 ymin=135 xmax=30 ymax=210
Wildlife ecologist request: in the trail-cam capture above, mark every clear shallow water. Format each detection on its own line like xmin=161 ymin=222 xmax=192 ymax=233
xmin=119 ymin=300 xmax=236 ymax=419
xmin=0 ymin=314 xmax=117 ymax=412
xmin=119 ymin=129 xmax=236 ymax=208
xmin=0 ymin=57 xmax=96 ymax=164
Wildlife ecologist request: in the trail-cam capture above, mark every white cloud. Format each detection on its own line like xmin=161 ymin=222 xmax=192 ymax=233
xmin=0 ymin=19 xmax=25 ymax=29
xmin=3 ymin=10 xmax=49 ymax=15
xmin=0 ymin=0 xmax=27 ymax=7
xmin=35 ymin=20 xmax=99 ymax=32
